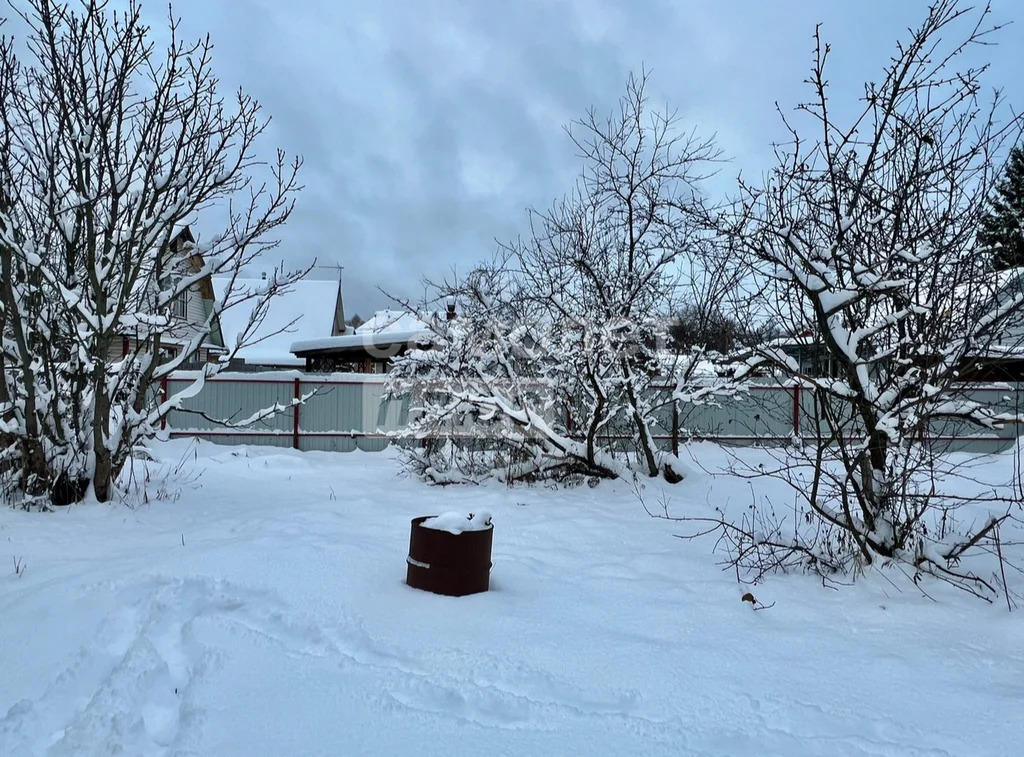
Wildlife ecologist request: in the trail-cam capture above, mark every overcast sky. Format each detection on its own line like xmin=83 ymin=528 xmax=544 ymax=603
xmin=153 ymin=0 xmax=1024 ymax=319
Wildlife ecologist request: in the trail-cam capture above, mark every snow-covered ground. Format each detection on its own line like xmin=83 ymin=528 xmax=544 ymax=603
xmin=1 ymin=440 xmax=1022 ymax=756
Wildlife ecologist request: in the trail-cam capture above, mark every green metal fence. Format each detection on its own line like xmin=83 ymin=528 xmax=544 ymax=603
xmin=163 ymin=373 xmax=1024 ymax=454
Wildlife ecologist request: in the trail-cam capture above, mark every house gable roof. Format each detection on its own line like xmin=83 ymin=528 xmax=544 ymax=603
xmin=212 ymin=277 xmax=346 ymax=367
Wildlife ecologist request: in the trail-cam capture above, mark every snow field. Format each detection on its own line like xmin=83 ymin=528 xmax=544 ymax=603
xmin=0 ymin=440 xmax=1021 ymax=756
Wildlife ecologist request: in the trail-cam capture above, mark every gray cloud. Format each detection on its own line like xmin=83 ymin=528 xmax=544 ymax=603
xmin=152 ymin=0 xmax=1024 ymax=318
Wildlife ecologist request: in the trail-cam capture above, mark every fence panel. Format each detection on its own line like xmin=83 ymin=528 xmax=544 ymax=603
xmin=164 ymin=373 xmax=1024 ymax=455
xmin=300 ymin=381 xmax=364 ymax=434
xmin=669 ymin=385 xmax=796 ymax=444
xmin=166 ymin=376 xmax=294 ymax=435
xmin=926 ymin=384 xmax=1022 ymax=454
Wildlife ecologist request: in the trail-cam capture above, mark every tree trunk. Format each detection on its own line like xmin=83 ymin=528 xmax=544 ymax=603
xmin=586 ymin=395 xmax=606 ymax=468
xmin=91 ymin=366 xmax=114 ymax=503
xmin=21 ymin=436 xmax=49 ymax=497
xmin=620 ymin=360 xmax=660 ymax=477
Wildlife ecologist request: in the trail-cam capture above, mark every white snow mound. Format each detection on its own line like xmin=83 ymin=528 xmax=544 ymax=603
xmin=421 ymin=510 xmax=493 ymax=533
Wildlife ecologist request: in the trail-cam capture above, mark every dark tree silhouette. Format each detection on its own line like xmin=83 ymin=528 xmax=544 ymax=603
xmin=979 ymin=145 xmax=1024 ymax=271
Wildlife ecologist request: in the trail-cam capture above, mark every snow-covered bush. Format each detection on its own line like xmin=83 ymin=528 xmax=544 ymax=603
xmin=389 ymin=73 xmax=749 ymax=486
xmin=701 ymin=0 xmax=1024 ymax=598
xmin=0 ymin=2 xmax=306 ymax=505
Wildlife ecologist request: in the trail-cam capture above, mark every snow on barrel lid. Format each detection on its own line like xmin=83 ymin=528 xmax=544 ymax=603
xmin=420 ymin=511 xmax=493 ymax=534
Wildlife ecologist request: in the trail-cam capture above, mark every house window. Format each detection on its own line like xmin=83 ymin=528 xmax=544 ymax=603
xmin=171 ymin=293 xmax=187 ymax=320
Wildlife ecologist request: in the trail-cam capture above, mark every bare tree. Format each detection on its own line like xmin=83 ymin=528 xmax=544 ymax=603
xmin=668 ymin=305 xmax=739 ymax=355
xmin=389 ymin=72 xmax=749 ymax=485
xmin=701 ymin=0 xmax=1024 ymax=598
xmin=0 ymin=0 xmax=307 ymax=504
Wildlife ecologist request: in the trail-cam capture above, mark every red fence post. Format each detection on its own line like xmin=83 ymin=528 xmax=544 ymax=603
xmin=792 ymin=384 xmax=800 ymax=439
xmin=160 ymin=376 xmax=169 ymax=431
xmin=293 ymin=378 xmax=301 ymax=450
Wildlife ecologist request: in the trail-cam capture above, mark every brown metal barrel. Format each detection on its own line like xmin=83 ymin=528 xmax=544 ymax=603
xmin=406 ymin=516 xmax=493 ymax=596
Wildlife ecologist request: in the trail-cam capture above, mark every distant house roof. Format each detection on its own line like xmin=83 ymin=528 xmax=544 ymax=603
xmin=213 ymin=277 xmax=345 ymax=367
xmin=356 ymin=309 xmax=430 ymax=335
xmin=291 ymin=307 xmax=443 ymax=361
xmin=291 ymin=328 xmax=434 ymax=357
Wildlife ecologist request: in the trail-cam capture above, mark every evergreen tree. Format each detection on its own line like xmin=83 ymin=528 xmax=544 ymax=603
xmin=978 ymin=145 xmax=1024 ymax=271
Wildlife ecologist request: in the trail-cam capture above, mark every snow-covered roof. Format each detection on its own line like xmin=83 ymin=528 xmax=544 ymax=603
xmin=984 ymin=266 xmax=1024 ymax=292
xmin=291 ymin=328 xmax=433 ymax=355
xmin=766 ymin=332 xmax=818 ymax=348
xmin=655 ymin=351 xmax=725 ymax=378
xmin=287 ymin=307 xmax=439 ymax=357
xmin=213 ymin=277 xmax=342 ymax=367
xmin=356 ymin=309 xmax=430 ymax=335
xmin=951 ymin=266 xmax=1024 ymax=309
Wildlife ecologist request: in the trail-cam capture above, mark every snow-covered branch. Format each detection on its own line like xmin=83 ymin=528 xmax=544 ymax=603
xmin=388 ymin=72 xmax=742 ymax=485
xmin=0 ymin=0 xmax=305 ymax=504
xmin=708 ymin=0 xmax=1024 ymax=597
